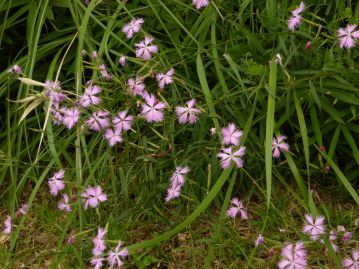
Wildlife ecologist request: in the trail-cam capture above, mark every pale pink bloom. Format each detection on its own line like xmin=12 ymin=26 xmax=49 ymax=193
xmin=342 ymin=232 xmax=353 ymax=243
xmin=50 ymin=103 xmax=63 ymax=125
xmin=210 ymin=127 xmax=216 ymax=135
xmin=48 ymin=169 xmax=65 ymax=196
xmin=122 ymin=18 xmax=144 ymax=39
xmin=221 ymin=123 xmax=243 ymax=146
xmin=8 ymin=64 xmax=22 ymax=74
xmin=66 ymin=235 xmax=75 ymax=245
xmin=82 ymin=186 xmax=107 ymax=210
xmin=165 ymin=183 xmax=182 ymax=202
xmin=337 ymin=225 xmax=346 ymax=233
xmin=119 ymin=56 xmax=126 ymax=67
xmin=127 ymin=77 xmax=147 ymax=97
xmin=275 ymin=53 xmax=283 ymax=66
xmin=193 ymin=0 xmax=209 ymax=9
xmin=79 ymin=85 xmax=102 ymax=108
xmin=58 ymin=194 xmax=71 ymax=212
xmin=107 ymin=240 xmax=129 ymax=268
xmin=255 ymin=234 xmax=264 ymax=247
xmin=278 ymin=241 xmax=307 ymax=269
xmin=60 ymin=107 xmax=80 ymax=129
xmin=156 ymin=68 xmax=174 ymax=89
xmin=272 ymin=135 xmax=289 ymax=158
xmin=104 ymin=128 xmax=123 ymax=146
xmin=302 ymin=214 xmax=325 ymax=241
xmin=217 ymin=146 xmax=246 ymax=169
xmin=46 ymin=89 xmax=66 ymax=104
xmin=4 ymin=215 xmax=12 ymax=235
xmin=16 ymin=204 xmax=29 ymax=217
xmin=227 ymin=197 xmax=248 ymax=219
xmin=288 ymin=2 xmax=305 ymax=31
xmin=44 ymin=80 xmax=61 ymax=91
xmin=141 ymin=94 xmax=166 ymax=123
xmin=91 ymin=257 xmax=104 ymax=269
xmin=135 ymin=36 xmax=158 ymax=60
xmin=92 ymin=51 xmax=98 ymax=59
xmin=175 ymin=99 xmax=201 ymax=125
xmin=92 ymin=227 xmax=107 ymax=256
xmin=338 ymin=24 xmax=359 ymax=49
xmin=99 ymin=64 xmax=112 ymax=80
xmin=343 ymin=249 xmax=359 ymax=269
xmin=86 ymin=111 xmax=110 ymax=132
xmin=84 ymin=0 xmax=90 ymax=5
xmin=112 ymin=111 xmax=133 ymax=133
xmin=170 ymin=166 xmax=190 ymax=186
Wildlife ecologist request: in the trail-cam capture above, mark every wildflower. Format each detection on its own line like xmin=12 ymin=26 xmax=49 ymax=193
xmin=16 ymin=204 xmax=29 ymax=217
xmin=288 ymin=2 xmax=305 ymax=31
xmin=8 ymin=64 xmax=22 ymax=74
xmin=306 ymin=40 xmax=311 ymax=49
xmin=342 ymin=232 xmax=353 ymax=243
xmin=165 ymin=183 xmax=182 ymax=202
xmin=122 ymin=18 xmax=144 ymax=39
xmin=58 ymin=194 xmax=72 ymax=212
xmin=275 ymin=53 xmax=283 ymax=66
xmin=141 ymin=94 xmax=166 ymax=123
xmin=127 ymin=78 xmax=147 ymax=97
xmin=175 ymin=99 xmax=201 ymax=125
xmin=193 ymin=0 xmax=209 ymax=9
xmin=99 ymin=64 xmax=112 ymax=80
xmin=82 ymin=186 xmax=107 ymax=210
xmin=119 ymin=56 xmax=126 ymax=67
xmin=302 ymin=214 xmax=325 ymax=241
xmin=44 ymin=80 xmax=61 ymax=91
xmin=221 ymin=123 xmax=243 ymax=146
xmin=91 ymin=257 xmax=105 ymax=269
xmin=45 ymin=89 xmax=66 ymax=104
xmin=66 ymin=234 xmax=75 ymax=245
xmin=272 ymin=134 xmax=289 ymax=158
xmin=255 ymin=234 xmax=264 ymax=247
xmin=227 ymin=197 xmax=248 ymax=219
xmin=135 ymin=36 xmax=158 ymax=60
xmin=79 ymin=85 xmax=102 ymax=108
xmin=278 ymin=241 xmax=307 ymax=269
xmin=50 ymin=103 xmax=63 ymax=125
xmin=92 ymin=227 xmax=107 ymax=256
xmin=112 ymin=111 xmax=133 ymax=133
xmin=107 ymin=240 xmax=129 ymax=268
xmin=170 ymin=166 xmax=190 ymax=186
xmin=48 ymin=169 xmax=65 ymax=196
xmin=104 ymin=128 xmax=123 ymax=146
xmin=337 ymin=225 xmax=346 ymax=233
xmin=92 ymin=51 xmax=98 ymax=59
xmin=217 ymin=146 xmax=246 ymax=169
xmin=156 ymin=68 xmax=175 ymax=89
xmin=338 ymin=24 xmax=359 ymax=49
xmin=60 ymin=107 xmax=81 ymax=129
xmin=343 ymin=249 xmax=359 ymax=269
xmin=4 ymin=215 xmax=12 ymax=235
xmin=210 ymin=127 xmax=216 ymax=135
xmin=86 ymin=111 xmax=110 ymax=132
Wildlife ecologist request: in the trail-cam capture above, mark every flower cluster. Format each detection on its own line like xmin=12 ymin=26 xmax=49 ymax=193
xmin=165 ymin=166 xmax=191 ymax=202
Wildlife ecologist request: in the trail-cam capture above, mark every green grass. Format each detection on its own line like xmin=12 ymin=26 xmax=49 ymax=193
xmin=0 ymin=0 xmax=358 ymax=268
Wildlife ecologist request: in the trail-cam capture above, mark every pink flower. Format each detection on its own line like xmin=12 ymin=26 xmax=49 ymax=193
xmin=227 ymin=197 xmax=248 ymax=219
xmin=165 ymin=183 xmax=182 ymax=202
xmin=91 ymin=51 xmax=98 ymax=59
xmin=221 ymin=123 xmax=243 ymax=146
xmin=16 ymin=203 xmax=29 ymax=217
xmin=127 ymin=77 xmax=147 ymax=98
xmin=306 ymin=40 xmax=311 ymax=49
xmin=288 ymin=2 xmax=305 ymax=31
xmin=192 ymin=0 xmax=209 ymax=9
xmin=302 ymin=214 xmax=325 ymax=241
xmin=272 ymin=134 xmax=289 ymax=158
xmin=210 ymin=127 xmax=216 ymax=135
xmin=112 ymin=111 xmax=133 ymax=133
xmin=60 ymin=107 xmax=80 ymax=129
xmin=175 ymin=99 xmax=201 ymax=125
xmin=135 ymin=36 xmax=158 ymax=60
xmin=170 ymin=166 xmax=190 ymax=186
xmin=8 ymin=64 xmax=22 ymax=74
xmin=86 ymin=111 xmax=110 ymax=132
xmin=46 ymin=90 xmax=66 ymax=104
xmin=79 ymin=85 xmax=102 ymax=108
xmin=44 ymin=80 xmax=61 ymax=91
xmin=48 ymin=169 xmax=65 ymax=196
xmin=217 ymin=146 xmax=246 ymax=169
xmin=141 ymin=94 xmax=166 ymax=123
xmin=255 ymin=234 xmax=264 ymax=247
xmin=278 ymin=241 xmax=307 ymax=269
xmin=338 ymin=24 xmax=359 ymax=49
xmin=82 ymin=186 xmax=107 ymax=210
xmin=122 ymin=18 xmax=144 ymax=39
xmin=156 ymin=68 xmax=174 ymax=89
xmin=104 ymin=128 xmax=123 ymax=146
xmin=119 ymin=56 xmax=126 ymax=67
xmin=91 ymin=257 xmax=105 ymax=269
xmin=92 ymin=227 xmax=107 ymax=256
xmin=99 ymin=64 xmax=112 ymax=80
xmin=58 ymin=194 xmax=71 ymax=212
xmin=107 ymin=240 xmax=129 ymax=268
xmin=342 ymin=232 xmax=353 ymax=243
xmin=4 ymin=215 xmax=12 ymax=235
xmin=343 ymin=249 xmax=359 ymax=269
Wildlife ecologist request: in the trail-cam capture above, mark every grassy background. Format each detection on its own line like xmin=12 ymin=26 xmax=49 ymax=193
xmin=0 ymin=0 xmax=358 ymax=268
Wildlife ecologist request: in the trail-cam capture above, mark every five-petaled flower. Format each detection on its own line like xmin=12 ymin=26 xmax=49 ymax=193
xmin=141 ymin=94 xmax=166 ymax=123
xmin=135 ymin=36 xmax=159 ymax=60
xmin=156 ymin=68 xmax=175 ymax=89
xmin=227 ymin=197 xmax=248 ymax=219
xmin=175 ymin=99 xmax=201 ymax=125
xmin=302 ymin=214 xmax=326 ymax=241
xmin=338 ymin=24 xmax=359 ymax=49
xmin=278 ymin=241 xmax=307 ymax=269
xmin=343 ymin=249 xmax=359 ymax=269
xmin=107 ymin=240 xmax=130 ymax=268
xmin=221 ymin=123 xmax=243 ymax=146
xmin=82 ymin=186 xmax=107 ymax=210
xmin=122 ymin=18 xmax=144 ymax=39
xmin=48 ymin=169 xmax=65 ymax=196
xmin=217 ymin=146 xmax=246 ymax=169
xmin=272 ymin=134 xmax=289 ymax=158
xmin=79 ymin=85 xmax=102 ymax=108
